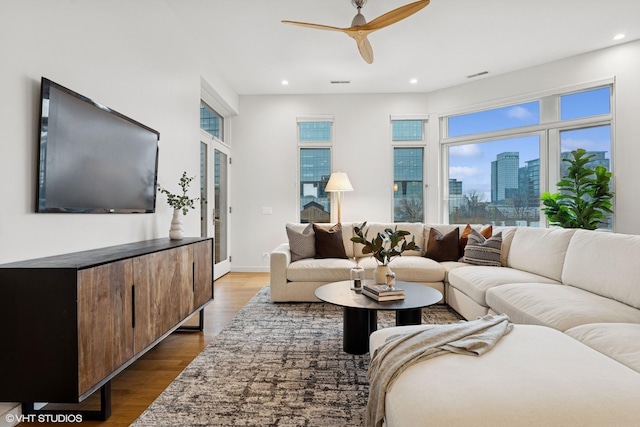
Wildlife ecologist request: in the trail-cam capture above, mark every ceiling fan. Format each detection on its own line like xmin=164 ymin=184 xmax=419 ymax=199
xmin=282 ymin=0 xmax=430 ymax=64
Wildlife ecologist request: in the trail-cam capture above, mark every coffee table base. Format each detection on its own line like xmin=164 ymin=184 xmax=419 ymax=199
xmin=396 ymin=308 xmax=422 ymax=326
xmin=342 ymin=307 xmax=423 ymax=355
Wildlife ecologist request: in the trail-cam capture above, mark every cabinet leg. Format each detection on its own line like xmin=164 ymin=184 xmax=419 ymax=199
xmin=22 ymin=381 xmax=112 ymax=421
xmin=177 ymin=309 xmax=205 ymax=332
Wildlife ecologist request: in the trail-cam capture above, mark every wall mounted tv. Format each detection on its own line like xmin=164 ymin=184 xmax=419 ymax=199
xmin=37 ymin=77 xmax=160 ymax=213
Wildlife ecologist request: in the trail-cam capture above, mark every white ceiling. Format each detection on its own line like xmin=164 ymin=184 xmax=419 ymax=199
xmin=167 ymin=0 xmax=639 ymax=96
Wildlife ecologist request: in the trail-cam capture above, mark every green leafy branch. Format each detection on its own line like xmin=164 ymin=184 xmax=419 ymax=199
xmin=350 ymin=221 xmax=420 ymax=265
xmin=158 ymin=171 xmax=200 ymax=215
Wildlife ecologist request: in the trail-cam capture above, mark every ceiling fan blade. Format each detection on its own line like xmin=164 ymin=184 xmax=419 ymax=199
xmin=281 ymin=20 xmax=346 ymax=33
xmin=354 ymin=34 xmax=374 ymax=64
xmin=363 ymin=0 xmax=430 ymax=31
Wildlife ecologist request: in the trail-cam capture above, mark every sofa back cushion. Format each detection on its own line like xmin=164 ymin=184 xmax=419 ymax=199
xmin=313 ymin=223 xmax=348 ymax=259
xmin=562 ymin=230 xmax=640 ymax=309
xmin=353 ymin=222 xmax=424 ymax=257
xmin=286 ymin=223 xmax=316 ymax=261
xmin=286 ymin=222 xmax=354 ymax=259
xmin=507 ymin=227 xmax=575 ymax=281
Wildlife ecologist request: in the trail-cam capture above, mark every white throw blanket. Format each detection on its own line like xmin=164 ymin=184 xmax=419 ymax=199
xmin=367 ymin=314 xmax=513 ymax=427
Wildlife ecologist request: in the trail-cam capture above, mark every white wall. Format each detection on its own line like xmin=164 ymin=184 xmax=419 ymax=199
xmin=231 ymin=40 xmax=640 ymax=271
xmin=0 ymin=0 xmax=238 ymax=264
xmin=231 ymin=93 xmax=429 ymax=271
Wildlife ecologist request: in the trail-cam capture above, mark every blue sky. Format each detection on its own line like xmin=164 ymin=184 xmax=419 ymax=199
xmin=447 ymin=88 xmax=611 ymax=199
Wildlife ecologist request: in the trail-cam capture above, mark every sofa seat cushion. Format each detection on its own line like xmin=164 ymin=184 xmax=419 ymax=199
xmin=286 ymin=258 xmax=357 ymax=282
xmin=440 ymin=261 xmax=472 ymax=282
xmin=487 ymin=283 xmax=640 ymax=331
xmin=357 ymin=256 xmax=445 ymax=282
xmin=565 ymin=323 xmax=640 ymax=373
xmin=448 ymin=266 xmax=559 ymax=307
xmin=370 ymin=324 xmax=640 ymax=427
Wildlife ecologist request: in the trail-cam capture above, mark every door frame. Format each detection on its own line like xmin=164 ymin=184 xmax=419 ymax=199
xmin=201 ymin=130 xmax=231 ymax=279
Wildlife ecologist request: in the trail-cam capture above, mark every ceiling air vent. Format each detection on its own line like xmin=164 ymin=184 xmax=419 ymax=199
xmin=467 ymin=71 xmax=489 ymax=79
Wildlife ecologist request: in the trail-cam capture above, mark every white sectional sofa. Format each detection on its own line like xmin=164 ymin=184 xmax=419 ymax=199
xmin=270 ymin=222 xmax=449 ymax=302
xmin=376 ymin=226 xmax=640 ymax=426
xmin=271 ymin=222 xmax=640 ymax=425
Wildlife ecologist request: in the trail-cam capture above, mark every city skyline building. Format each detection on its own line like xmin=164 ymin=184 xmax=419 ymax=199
xmin=491 ymin=152 xmax=520 ymax=203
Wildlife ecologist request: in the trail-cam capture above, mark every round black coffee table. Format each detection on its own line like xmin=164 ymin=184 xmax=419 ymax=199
xmin=314 ymin=280 xmax=443 ymax=355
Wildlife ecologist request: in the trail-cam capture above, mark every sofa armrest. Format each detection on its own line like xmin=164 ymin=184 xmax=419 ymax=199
xmin=269 ymin=243 xmax=291 ymax=301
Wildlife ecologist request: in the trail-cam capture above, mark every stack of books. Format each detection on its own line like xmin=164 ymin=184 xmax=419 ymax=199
xmin=362 ymin=283 xmax=405 ymax=301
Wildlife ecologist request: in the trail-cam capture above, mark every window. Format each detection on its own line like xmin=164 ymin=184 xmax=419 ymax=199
xmin=447 ymin=101 xmax=540 ymax=138
xmin=200 ymin=101 xmax=223 ymax=140
xmin=443 ymin=85 xmax=613 ymax=228
xmin=559 ymin=125 xmax=612 ymax=228
xmin=392 ymin=120 xmax=423 ymax=141
xmin=448 ymin=136 xmax=541 ymax=226
xmin=298 ymin=118 xmax=333 ymax=223
xmin=391 ymin=118 xmax=426 ymax=222
xmin=561 ymin=87 xmax=610 ymax=121
xmin=299 ymin=148 xmax=331 ymax=223
xmin=299 ymin=122 xmax=331 ymax=142
xmin=394 ymin=147 xmax=424 ymax=222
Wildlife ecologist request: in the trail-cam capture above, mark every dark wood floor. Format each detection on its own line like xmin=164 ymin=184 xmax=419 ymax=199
xmin=18 ymin=272 xmax=268 ymax=427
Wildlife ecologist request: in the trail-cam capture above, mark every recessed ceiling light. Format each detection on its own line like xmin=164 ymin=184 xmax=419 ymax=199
xmin=410 ymin=78 xmax=418 ymax=84
xmin=613 ymin=33 xmax=626 ymax=40
xmin=281 ymin=80 xmax=289 ymax=85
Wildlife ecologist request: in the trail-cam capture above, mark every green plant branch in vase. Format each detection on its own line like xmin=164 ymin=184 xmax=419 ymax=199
xmin=158 ymin=171 xmax=200 ymax=215
xmin=541 ymin=148 xmax=613 ymax=230
xmin=158 ymin=171 xmax=200 ymax=239
xmin=350 ymin=221 xmax=420 ymax=284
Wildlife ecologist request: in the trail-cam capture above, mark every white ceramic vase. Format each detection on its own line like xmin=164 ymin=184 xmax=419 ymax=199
xmin=169 ymin=209 xmax=184 ymax=240
xmin=374 ymin=264 xmax=391 ymax=284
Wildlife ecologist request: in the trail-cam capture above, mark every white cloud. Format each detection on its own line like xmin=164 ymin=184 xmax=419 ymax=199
xmin=449 ymin=144 xmax=481 ymax=157
xmin=449 ymin=166 xmax=481 ymax=180
xmin=507 ymin=106 xmax=533 ymax=120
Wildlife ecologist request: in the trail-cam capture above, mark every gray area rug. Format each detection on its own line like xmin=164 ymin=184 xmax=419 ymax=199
xmin=131 ymin=286 xmax=463 ymax=426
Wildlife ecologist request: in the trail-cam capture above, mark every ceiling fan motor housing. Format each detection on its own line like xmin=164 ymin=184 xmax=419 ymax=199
xmin=351 ymin=0 xmax=367 ymax=10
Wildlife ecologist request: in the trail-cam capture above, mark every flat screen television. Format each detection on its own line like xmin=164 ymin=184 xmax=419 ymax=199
xmin=37 ymin=77 xmax=160 ymax=213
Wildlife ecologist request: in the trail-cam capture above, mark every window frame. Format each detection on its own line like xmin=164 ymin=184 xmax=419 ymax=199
xmin=440 ymin=81 xmax=614 ymax=228
xmin=297 ymin=117 xmax=334 ymax=223
xmin=200 ymin=100 xmax=225 ymax=143
xmin=391 ymin=116 xmax=428 ymax=222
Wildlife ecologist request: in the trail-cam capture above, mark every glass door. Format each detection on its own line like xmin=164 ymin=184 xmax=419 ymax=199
xmin=200 ymin=134 xmax=230 ymax=279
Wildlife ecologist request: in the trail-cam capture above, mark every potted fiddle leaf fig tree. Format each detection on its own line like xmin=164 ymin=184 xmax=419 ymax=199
xmin=541 ymin=148 xmax=613 ymax=230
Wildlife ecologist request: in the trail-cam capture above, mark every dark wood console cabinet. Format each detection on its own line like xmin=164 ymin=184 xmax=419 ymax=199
xmin=0 ymin=237 xmax=213 ymax=418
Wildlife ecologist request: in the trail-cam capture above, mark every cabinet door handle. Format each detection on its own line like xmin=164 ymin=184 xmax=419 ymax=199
xmin=131 ymin=284 xmax=136 ymax=329
xmin=192 ymin=263 xmax=195 ymax=293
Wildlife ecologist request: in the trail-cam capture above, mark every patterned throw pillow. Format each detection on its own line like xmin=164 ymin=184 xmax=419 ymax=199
xmin=286 ymin=223 xmax=315 ymax=262
xmin=425 ymin=228 xmax=460 ymax=262
xmin=459 ymin=224 xmax=493 ymax=257
xmin=313 ymin=223 xmax=348 ymax=259
xmin=463 ymin=229 xmax=502 ymax=267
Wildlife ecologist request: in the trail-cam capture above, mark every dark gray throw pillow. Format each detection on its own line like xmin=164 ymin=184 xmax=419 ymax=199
xmin=313 ymin=223 xmax=348 ymax=259
xmin=286 ymin=223 xmax=315 ymax=261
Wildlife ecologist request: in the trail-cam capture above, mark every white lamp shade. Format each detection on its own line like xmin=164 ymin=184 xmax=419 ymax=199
xmin=325 ymin=172 xmax=353 ymax=192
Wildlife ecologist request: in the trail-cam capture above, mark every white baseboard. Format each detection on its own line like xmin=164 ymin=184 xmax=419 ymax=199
xmin=230 ymin=266 xmax=269 ymax=273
